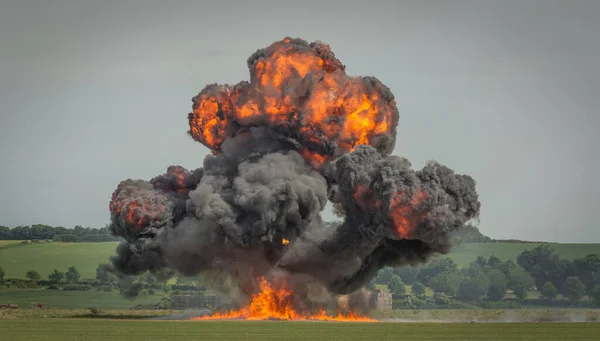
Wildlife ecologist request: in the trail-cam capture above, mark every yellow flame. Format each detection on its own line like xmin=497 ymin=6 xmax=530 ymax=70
xmin=282 ymin=238 xmax=290 ymax=245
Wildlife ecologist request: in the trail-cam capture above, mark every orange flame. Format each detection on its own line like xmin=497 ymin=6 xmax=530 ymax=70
xmin=109 ymin=184 xmax=168 ymax=231
xmin=193 ymin=277 xmax=376 ymax=322
xmin=281 ymin=238 xmax=290 ymax=245
xmin=391 ymin=190 xmax=427 ymax=238
xmin=189 ymin=38 xmax=397 ymax=167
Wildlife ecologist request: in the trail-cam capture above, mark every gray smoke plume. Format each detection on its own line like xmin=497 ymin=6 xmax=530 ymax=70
xmin=106 ymin=37 xmax=480 ymax=305
xmin=279 ymin=145 xmax=480 ymax=294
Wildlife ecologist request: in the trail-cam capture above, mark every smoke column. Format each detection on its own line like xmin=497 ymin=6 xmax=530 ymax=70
xmin=108 ymin=37 xmax=480 ymax=299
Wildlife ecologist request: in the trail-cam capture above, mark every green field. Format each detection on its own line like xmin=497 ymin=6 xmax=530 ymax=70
xmin=0 ymin=289 xmax=165 ymax=309
xmin=2 ymin=241 xmax=598 ymax=280
xmin=0 ymin=242 xmax=118 ymax=279
xmin=1 ymin=319 xmax=599 ymax=341
xmin=446 ymin=242 xmax=600 ymax=267
xmin=0 ymin=240 xmax=28 ymax=248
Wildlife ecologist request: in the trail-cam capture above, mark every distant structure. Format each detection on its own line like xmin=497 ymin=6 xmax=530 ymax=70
xmin=337 ymin=288 xmax=393 ymax=311
xmin=372 ymin=290 xmax=392 ymax=311
xmin=170 ymin=294 xmax=230 ymax=310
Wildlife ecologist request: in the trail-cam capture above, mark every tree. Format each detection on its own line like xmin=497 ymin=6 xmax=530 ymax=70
xmin=433 ymin=292 xmax=450 ymax=305
xmin=96 ymin=264 xmax=115 ymax=285
xmin=429 ymin=272 xmax=461 ymax=296
xmin=387 ymin=275 xmax=406 ymax=299
xmin=540 ymin=282 xmax=558 ymax=300
xmin=507 ymin=266 xmax=534 ymax=301
xmin=376 ymin=267 xmax=394 ymax=285
xmin=552 ymin=259 xmax=576 ymax=287
xmin=495 ymin=260 xmax=517 ymax=277
xmin=488 ymin=255 xmax=501 ymax=268
xmin=411 ymin=281 xmax=426 ymax=297
xmin=486 ymin=269 xmax=508 ymax=301
xmin=118 ymin=275 xmax=143 ymax=299
xmin=48 ymin=269 xmax=64 ymax=283
xmin=25 ymin=270 xmax=41 ymax=282
xmin=476 ymin=256 xmax=487 ymax=267
xmin=53 ymin=234 xmax=82 ymax=242
xmin=395 ymin=267 xmax=420 ymax=285
xmin=417 ymin=258 xmax=458 ymax=286
xmin=65 ymin=266 xmax=81 ymax=282
xmin=458 ymin=272 xmax=490 ymax=302
xmin=589 ymin=285 xmax=600 ymax=307
xmin=517 ymin=244 xmax=572 ymax=289
xmin=562 ymin=276 xmax=585 ymax=303
xmin=573 ymin=254 xmax=600 ymax=292
xmin=0 ymin=266 xmax=4 ymax=281
xmin=0 ymin=226 xmax=11 ymax=239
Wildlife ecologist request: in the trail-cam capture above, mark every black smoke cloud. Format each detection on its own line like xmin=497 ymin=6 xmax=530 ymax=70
xmin=107 ymin=37 xmax=480 ymax=300
xmin=279 ymin=145 xmax=480 ymax=294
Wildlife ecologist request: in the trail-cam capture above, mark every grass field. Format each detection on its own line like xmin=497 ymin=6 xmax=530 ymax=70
xmin=446 ymin=242 xmax=600 ymax=267
xmin=0 ymin=289 xmax=166 ymax=309
xmin=0 ymin=240 xmax=28 ymax=248
xmin=1 ymin=319 xmax=599 ymax=341
xmin=0 ymin=242 xmax=118 ymax=278
xmin=1 ymin=242 xmax=599 ymax=279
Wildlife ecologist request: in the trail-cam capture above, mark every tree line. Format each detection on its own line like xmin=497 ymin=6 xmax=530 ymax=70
xmin=1 ymin=244 xmax=599 ymax=310
xmin=0 ymin=224 xmax=118 ymax=242
xmin=0 ymin=222 xmax=513 ymax=244
xmin=371 ymin=244 xmax=600 ymax=309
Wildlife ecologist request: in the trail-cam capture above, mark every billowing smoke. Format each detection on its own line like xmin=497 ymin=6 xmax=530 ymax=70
xmin=107 ymin=37 xmax=480 ymax=301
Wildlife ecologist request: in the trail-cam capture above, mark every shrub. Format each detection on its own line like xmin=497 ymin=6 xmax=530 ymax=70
xmin=5 ymin=278 xmax=37 ymax=289
xmin=486 ymin=269 xmax=508 ymax=301
xmin=430 ymin=272 xmax=460 ymax=296
xmin=411 ymin=282 xmax=426 ymax=297
xmin=65 ymin=266 xmax=81 ymax=282
xmin=562 ymin=276 xmax=586 ymax=302
xmin=408 ymin=297 xmax=427 ymax=309
xmin=63 ymin=284 xmax=93 ymax=291
xmin=25 ymin=270 xmax=41 ymax=283
xmin=53 ymin=234 xmax=82 ymax=242
xmin=588 ymin=285 xmax=600 ymax=307
xmin=387 ymin=275 xmax=406 ymax=299
xmin=88 ymin=306 xmax=104 ymax=315
xmin=540 ymin=282 xmax=558 ymax=300
xmin=171 ymin=285 xmax=201 ymax=291
xmin=433 ymin=292 xmax=450 ymax=305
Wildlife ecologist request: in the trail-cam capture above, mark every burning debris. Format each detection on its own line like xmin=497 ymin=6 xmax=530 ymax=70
xmin=107 ymin=37 xmax=481 ymax=320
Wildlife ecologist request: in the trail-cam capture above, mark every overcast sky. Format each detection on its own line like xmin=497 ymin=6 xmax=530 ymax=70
xmin=0 ymin=0 xmax=598 ymax=242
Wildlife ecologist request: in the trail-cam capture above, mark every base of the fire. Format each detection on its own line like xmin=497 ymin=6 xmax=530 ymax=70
xmin=190 ymin=277 xmax=378 ymax=322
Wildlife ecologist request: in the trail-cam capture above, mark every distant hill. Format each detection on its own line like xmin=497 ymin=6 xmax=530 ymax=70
xmin=447 ymin=242 xmax=600 ymax=267
xmin=452 ymin=225 xmax=492 ymax=243
xmin=1 ymin=240 xmax=598 ymax=279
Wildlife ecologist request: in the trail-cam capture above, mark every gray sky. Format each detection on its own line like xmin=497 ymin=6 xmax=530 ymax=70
xmin=1 ymin=0 xmax=598 ymax=242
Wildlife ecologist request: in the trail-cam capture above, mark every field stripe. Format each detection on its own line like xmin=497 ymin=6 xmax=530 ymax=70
xmin=1 ymin=319 xmax=600 ymax=341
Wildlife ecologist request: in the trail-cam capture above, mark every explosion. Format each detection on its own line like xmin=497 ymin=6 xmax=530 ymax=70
xmin=193 ymin=277 xmax=376 ymax=322
xmin=107 ymin=37 xmax=481 ymax=320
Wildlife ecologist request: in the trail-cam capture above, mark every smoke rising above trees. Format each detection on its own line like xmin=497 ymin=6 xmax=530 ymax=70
xmin=106 ymin=37 xmax=481 ymax=304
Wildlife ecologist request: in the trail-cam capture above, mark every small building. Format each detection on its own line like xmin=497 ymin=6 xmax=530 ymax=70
xmin=337 ymin=288 xmax=393 ymax=311
xmin=372 ymin=290 xmax=392 ymax=311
